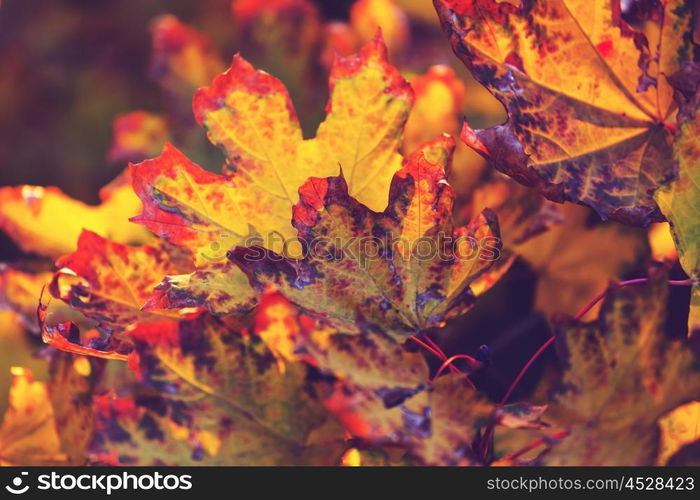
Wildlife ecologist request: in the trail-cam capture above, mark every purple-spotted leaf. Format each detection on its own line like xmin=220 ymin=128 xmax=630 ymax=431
xmin=254 ymin=292 xmax=494 ymax=465
xmin=232 ymin=136 xmax=503 ymax=337
xmin=434 ymin=0 xmax=694 ymax=225
xmin=93 ymin=315 xmax=345 ymax=465
xmin=253 ymin=291 xmax=543 ymax=465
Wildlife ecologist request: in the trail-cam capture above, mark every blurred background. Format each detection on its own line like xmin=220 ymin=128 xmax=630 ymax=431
xmin=0 ymin=0 xmax=687 ymax=417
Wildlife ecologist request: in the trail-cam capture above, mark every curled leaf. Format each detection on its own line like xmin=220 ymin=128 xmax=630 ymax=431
xmin=49 ymin=230 xmax=193 ymax=333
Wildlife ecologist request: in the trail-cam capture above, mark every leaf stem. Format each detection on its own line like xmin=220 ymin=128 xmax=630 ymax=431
xmin=409 ymin=335 xmax=447 ymax=361
xmin=409 ymin=334 xmax=477 ymax=386
xmin=498 ymin=336 xmax=556 ymax=407
xmin=432 ymin=354 xmax=480 ymax=381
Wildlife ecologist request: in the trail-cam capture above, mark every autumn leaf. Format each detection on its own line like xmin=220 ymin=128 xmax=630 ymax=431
xmin=327 ymin=374 xmax=493 ymax=465
xmin=654 ymin=62 xmax=700 ymax=337
xmin=543 ymin=272 xmax=700 ymax=465
xmin=254 ymin=290 xmax=429 ymax=384
xmin=93 ymin=315 xmax=345 ymax=465
xmin=132 ymin=34 xmax=413 ymax=258
xmin=108 ymin=111 xmax=171 ymax=164
xmin=435 ymin=0 xmax=694 ymax=225
xmin=0 ymin=367 xmax=65 ymax=465
xmin=194 ymin=31 xmax=412 ymax=229
xmin=143 ymin=261 xmax=257 ymax=316
xmin=0 ymin=170 xmax=150 ymax=259
xmin=233 ymin=136 xmax=502 ymax=337
xmin=254 ymin=291 xmax=548 ymax=464
xmin=49 ymin=230 xmax=193 ymax=334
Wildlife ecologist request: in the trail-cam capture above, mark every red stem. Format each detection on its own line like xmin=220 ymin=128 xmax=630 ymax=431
xmin=432 ymin=354 xmax=480 ymax=385
xmin=408 ymin=336 xmax=444 ymax=360
xmin=409 ymin=335 xmax=477 ymax=384
xmin=422 ymin=335 xmax=445 ymax=356
xmin=498 ymin=336 xmax=555 ymax=406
